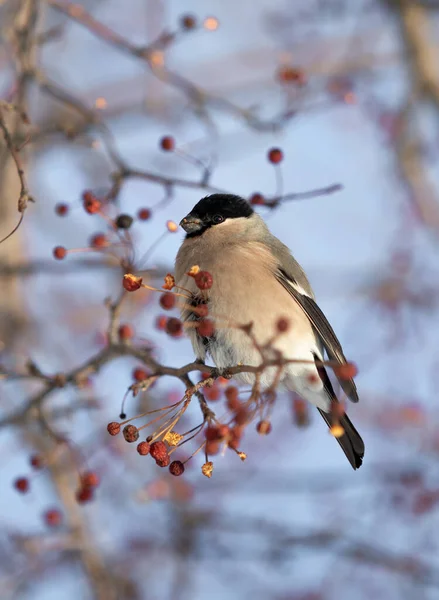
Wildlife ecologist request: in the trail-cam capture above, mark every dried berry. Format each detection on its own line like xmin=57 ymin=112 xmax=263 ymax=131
xmin=44 ymin=508 xmax=62 ymax=527
xmin=14 ymin=477 xmax=29 ymax=493
xmin=81 ymin=471 xmax=100 ymax=488
xmin=169 ymin=460 xmax=185 ymax=476
xmin=160 ymin=292 xmax=176 ymax=310
xmin=123 ymin=273 xmax=143 ymax=292
xmin=333 ymin=362 xmax=358 ymax=380
xmin=82 ymin=191 xmax=101 ymax=214
xmin=123 ymin=424 xmax=139 ymax=443
xmin=165 ymin=317 xmax=183 ymax=337
xmin=137 ymin=441 xmax=150 ymax=456
xmin=149 ymin=440 xmax=168 ymax=461
xmin=268 ymin=148 xmax=283 ymax=164
xmin=90 ymin=233 xmax=108 ymax=248
xmin=194 ymin=270 xmax=213 ymax=290
xmin=256 ymin=420 xmax=272 ymax=435
xmin=198 ymin=319 xmax=215 ymax=338
xmin=137 ymin=207 xmax=152 ymax=221
xmin=132 ymin=367 xmax=148 ymax=382
xmin=118 ymin=324 xmax=134 ymax=341
xmin=53 ymin=246 xmax=67 ymax=260
xmin=107 ymin=422 xmax=121 ymax=436
xmin=115 ymin=214 xmax=133 ymax=229
xmin=160 ymin=136 xmax=175 ymax=151
xmin=76 ymin=487 xmax=94 ymax=504
xmin=55 ymin=203 xmax=69 ymax=216
xmin=249 ymin=192 xmax=265 ymax=206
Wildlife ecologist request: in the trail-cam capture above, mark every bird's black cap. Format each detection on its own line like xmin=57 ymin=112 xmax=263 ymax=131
xmin=180 ymin=194 xmax=253 ymax=236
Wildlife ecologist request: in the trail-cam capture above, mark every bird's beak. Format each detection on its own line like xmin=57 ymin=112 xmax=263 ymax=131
xmin=179 ymin=214 xmax=203 ymax=234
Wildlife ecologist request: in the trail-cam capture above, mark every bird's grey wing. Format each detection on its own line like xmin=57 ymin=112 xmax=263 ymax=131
xmin=275 ymin=263 xmax=359 ymax=403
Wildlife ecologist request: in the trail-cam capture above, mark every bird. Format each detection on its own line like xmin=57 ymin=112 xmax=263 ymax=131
xmin=174 ymin=193 xmax=364 ymax=469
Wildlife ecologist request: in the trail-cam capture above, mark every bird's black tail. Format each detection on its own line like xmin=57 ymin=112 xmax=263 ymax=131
xmin=317 ymin=408 xmax=364 ymax=470
xmin=315 ymin=359 xmax=365 ymax=470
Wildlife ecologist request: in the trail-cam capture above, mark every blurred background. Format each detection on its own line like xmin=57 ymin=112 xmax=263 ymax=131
xmin=1 ymin=0 xmax=439 ymax=598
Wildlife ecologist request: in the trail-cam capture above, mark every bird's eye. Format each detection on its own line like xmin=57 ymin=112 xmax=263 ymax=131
xmin=212 ymin=214 xmax=224 ymax=224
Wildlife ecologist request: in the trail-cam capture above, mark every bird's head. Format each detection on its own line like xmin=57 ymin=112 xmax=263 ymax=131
xmin=180 ymin=194 xmax=254 ymax=237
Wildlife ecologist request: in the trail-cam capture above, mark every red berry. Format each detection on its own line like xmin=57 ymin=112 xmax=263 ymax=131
xmin=277 ymin=65 xmax=306 ymax=85
xmin=169 ymin=460 xmax=185 ymax=476
xmin=217 ymin=424 xmax=230 ymax=438
xmin=292 ymin=396 xmax=309 ymax=427
xmin=234 ymin=407 xmax=249 ymax=426
xmin=180 ymin=14 xmax=197 ymax=30
xmin=194 ymin=303 xmax=209 ymax=318
xmin=156 ymin=315 xmax=167 ymax=330
xmin=81 ymin=471 xmax=100 ymax=488
xmin=194 ymin=271 xmax=213 ymax=290
xmin=137 ymin=208 xmax=152 ymax=221
xmin=14 ymin=477 xmax=29 ymax=493
xmin=30 ymin=454 xmax=44 ymax=470
xmin=53 ymin=246 xmax=67 ymax=260
xmin=132 ymin=367 xmax=149 ymax=382
xmin=205 ymin=426 xmax=220 ymax=441
xmin=333 ymin=362 xmax=358 ymax=380
xmin=55 ymin=203 xmax=69 ymax=216
xmin=249 ymin=193 xmax=265 ymax=206
xmin=90 ymin=233 xmax=108 ymax=248
xmin=156 ymin=455 xmax=171 ymax=468
xmin=107 ymin=421 xmax=121 ymax=436
xmin=206 ymin=440 xmax=221 ymax=455
xmin=118 ymin=324 xmax=134 ymax=341
xmin=198 ymin=319 xmax=215 ymax=338
xmin=150 ymin=440 xmax=168 ymax=461
xmin=137 ymin=441 xmax=150 ymax=455
xmin=123 ymin=274 xmax=143 ymax=292
xmin=76 ymin=487 xmax=94 ymax=504
xmin=204 ymin=385 xmax=221 ymax=401
xmin=160 ymin=136 xmax=175 ymax=151
xmin=268 ymin=148 xmax=283 ymax=164
xmin=165 ymin=317 xmax=183 ymax=337
xmin=225 ymin=386 xmax=240 ymax=411
xmin=159 ymin=292 xmax=176 ymax=310
xmin=44 ymin=508 xmax=62 ymax=527
xmin=123 ymin=424 xmax=139 ymax=443
xmin=256 ymin=420 xmax=272 ymax=435
xmin=82 ymin=191 xmax=101 ymax=214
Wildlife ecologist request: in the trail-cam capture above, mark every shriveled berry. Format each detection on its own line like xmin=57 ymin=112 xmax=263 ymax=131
xmin=256 ymin=420 xmax=272 ymax=435
xmin=249 ymin=192 xmax=265 ymax=206
xmin=268 ymin=148 xmax=283 ymax=164
xmin=53 ymin=246 xmax=67 ymax=260
xmin=115 ymin=214 xmax=133 ymax=229
xmin=81 ymin=471 xmax=100 ymax=488
xmin=180 ymin=15 xmax=197 ymax=30
xmin=107 ymin=421 xmax=121 ymax=436
xmin=55 ymin=203 xmax=69 ymax=216
xmin=90 ymin=233 xmax=107 ymax=248
xmin=132 ymin=367 xmax=148 ymax=382
xmin=30 ymin=454 xmax=44 ymax=470
xmin=277 ymin=65 xmax=306 ymax=85
xmin=169 ymin=460 xmax=185 ymax=476
xmin=123 ymin=273 xmax=143 ymax=292
xmin=137 ymin=441 xmax=150 ymax=456
xmin=333 ymin=362 xmax=358 ymax=380
xmin=198 ymin=319 xmax=215 ymax=338
xmin=204 ymin=385 xmax=221 ymax=401
xmin=123 ymin=424 xmax=139 ymax=443
xmin=156 ymin=315 xmax=167 ymax=330
xmin=76 ymin=487 xmax=94 ymax=504
xmin=14 ymin=477 xmax=29 ymax=493
xmin=44 ymin=508 xmax=62 ymax=527
xmin=82 ymin=191 xmax=101 ymax=214
xmin=165 ymin=317 xmax=183 ymax=337
xmin=160 ymin=292 xmax=176 ymax=310
xmin=118 ymin=324 xmax=134 ymax=340
xmin=194 ymin=270 xmax=213 ymax=290
xmin=160 ymin=136 xmax=175 ymax=151
xmin=156 ymin=455 xmax=171 ymax=467
xmin=138 ymin=207 xmax=152 ymax=221
xmin=149 ymin=440 xmax=168 ymax=461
